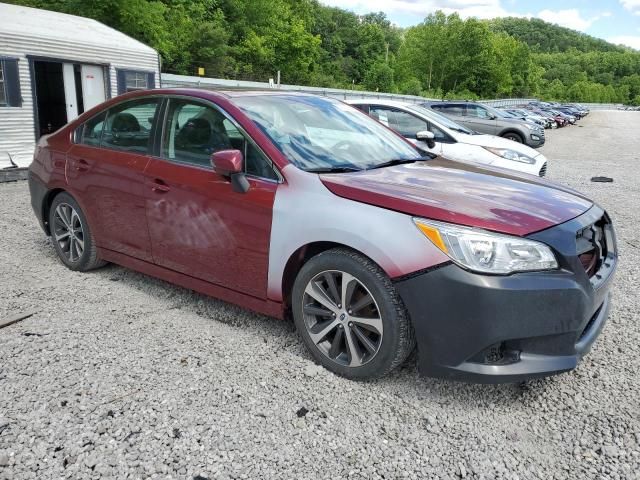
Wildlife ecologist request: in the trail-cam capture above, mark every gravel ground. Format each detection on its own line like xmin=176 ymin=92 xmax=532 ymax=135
xmin=1 ymin=110 xmax=639 ymax=480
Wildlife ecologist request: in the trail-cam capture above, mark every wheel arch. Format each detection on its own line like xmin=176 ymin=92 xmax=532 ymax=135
xmin=281 ymin=241 xmax=382 ymax=314
xmin=499 ymin=129 xmax=525 ymax=142
xmin=41 ymin=188 xmax=67 ymax=235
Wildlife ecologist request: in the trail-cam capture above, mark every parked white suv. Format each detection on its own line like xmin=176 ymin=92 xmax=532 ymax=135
xmin=348 ymin=99 xmax=548 ymax=177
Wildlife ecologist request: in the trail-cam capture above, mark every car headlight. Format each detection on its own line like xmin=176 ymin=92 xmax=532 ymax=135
xmin=414 ymin=218 xmax=558 ymax=274
xmin=482 ymin=147 xmax=536 ymax=164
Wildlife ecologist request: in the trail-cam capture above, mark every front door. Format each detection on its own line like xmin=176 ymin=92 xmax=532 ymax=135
xmin=144 ymin=97 xmax=279 ymax=298
xmin=465 ymin=104 xmax=497 ymax=135
xmin=66 ymin=97 xmax=160 ymax=262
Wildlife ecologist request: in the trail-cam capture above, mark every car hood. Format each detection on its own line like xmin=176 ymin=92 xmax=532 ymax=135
xmin=320 ymin=158 xmax=592 ymax=236
xmin=456 ymin=133 xmax=542 ymax=157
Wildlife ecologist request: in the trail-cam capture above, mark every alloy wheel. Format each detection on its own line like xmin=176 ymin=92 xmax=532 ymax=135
xmin=302 ymin=270 xmax=383 ymax=367
xmin=53 ymin=203 xmax=85 ymax=263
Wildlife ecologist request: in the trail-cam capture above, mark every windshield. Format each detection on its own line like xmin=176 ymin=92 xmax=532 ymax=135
xmin=488 ymin=105 xmax=513 ymax=118
xmin=233 ymin=95 xmax=422 ymax=171
xmin=407 ymin=104 xmax=475 ymax=135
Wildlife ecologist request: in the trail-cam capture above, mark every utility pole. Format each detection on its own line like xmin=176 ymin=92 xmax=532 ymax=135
xmin=385 ymin=43 xmax=389 ymax=64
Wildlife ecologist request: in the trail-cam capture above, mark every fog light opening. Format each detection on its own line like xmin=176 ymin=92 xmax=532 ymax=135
xmin=470 ymin=342 xmax=521 ymax=366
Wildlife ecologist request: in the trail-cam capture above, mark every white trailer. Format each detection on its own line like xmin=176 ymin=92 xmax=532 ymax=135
xmin=0 ymin=2 xmax=160 ymax=167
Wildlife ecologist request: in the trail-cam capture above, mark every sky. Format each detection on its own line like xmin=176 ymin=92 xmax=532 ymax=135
xmin=320 ymin=0 xmax=640 ymax=50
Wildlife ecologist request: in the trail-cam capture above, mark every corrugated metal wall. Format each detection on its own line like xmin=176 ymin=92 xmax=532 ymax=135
xmin=0 ymin=32 xmax=159 ymax=167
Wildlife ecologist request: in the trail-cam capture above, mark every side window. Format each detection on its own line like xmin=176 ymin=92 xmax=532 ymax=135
xmin=162 ymin=98 xmax=279 ymax=180
xmin=429 ymin=123 xmax=450 ymax=142
xmin=442 ymin=104 xmax=466 ymax=116
xmin=467 ymin=105 xmax=491 ymax=119
xmin=79 ymin=111 xmax=107 ymax=146
xmin=351 ymin=104 xmax=369 ymax=114
xmin=389 ymin=110 xmax=429 ymax=137
xmin=223 ymin=119 xmax=245 ymax=148
xmin=369 ymin=106 xmax=393 ymax=128
xmin=101 ymin=98 xmax=159 ymax=153
xmin=162 ymin=99 xmax=233 ymax=168
xmin=245 ymin=143 xmax=278 ymax=181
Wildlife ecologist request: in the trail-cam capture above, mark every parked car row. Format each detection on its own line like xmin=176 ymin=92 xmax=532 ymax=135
xmin=29 ymin=88 xmax=617 ymax=384
xmin=501 ymin=101 xmax=590 ymax=129
xmin=348 ymin=99 xmax=548 ymax=177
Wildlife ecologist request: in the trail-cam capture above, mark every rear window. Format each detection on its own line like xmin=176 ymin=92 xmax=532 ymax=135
xmin=101 ymin=99 xmax=159 ymax=153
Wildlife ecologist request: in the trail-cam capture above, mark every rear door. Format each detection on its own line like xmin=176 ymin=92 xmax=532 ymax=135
xmin=66 ymin=97 xmax=160 ymax=261
xmin=143 ymin=97 xmax=280 ymax=298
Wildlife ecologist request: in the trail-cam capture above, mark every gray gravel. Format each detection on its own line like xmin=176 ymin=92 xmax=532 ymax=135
xmin=1 ymin=110 xmax=639 ymax=480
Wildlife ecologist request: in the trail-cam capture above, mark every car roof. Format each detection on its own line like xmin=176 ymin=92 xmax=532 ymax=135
xmin=345 ymin=98 xmax=420 ymax=108
xmin=119 ymin=87 xmax=320 ymax=100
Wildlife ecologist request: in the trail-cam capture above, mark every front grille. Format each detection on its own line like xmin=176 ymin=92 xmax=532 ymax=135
xmin=539 ymin=162 xmax=547 ymax=177
xmin=576 ymin=217 xmax=610 ymax=278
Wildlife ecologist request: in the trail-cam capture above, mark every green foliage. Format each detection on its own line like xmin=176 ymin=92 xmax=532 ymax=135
xmin=490 ymin=17 xmax=625 ymax=54
xmin=363 ymin=61 xmax=394 ymax=92
xmin=398 ymin=77 xmax=423 ymax=96
xmin=7 ymin=0 xmax=640 ymax=104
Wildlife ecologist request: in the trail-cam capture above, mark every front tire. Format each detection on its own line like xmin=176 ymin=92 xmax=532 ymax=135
xmin=291 ymin=248 xmax=415 ymax=380
xmin=49 ymin=192 xmax=106 ymax=271
xmin=502 ymin=132 xmax=524 ymax=143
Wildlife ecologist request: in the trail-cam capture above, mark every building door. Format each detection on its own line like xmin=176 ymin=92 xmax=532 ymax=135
xmin=80 ymin=65 xmax=106 ymax=111
xmin=62 ymin=63 xmax=79 ymax=121
xmin=33 ymin=60 xmax=67 ymax=137
xmin=32 ymin=60 xmax=107 ymax=139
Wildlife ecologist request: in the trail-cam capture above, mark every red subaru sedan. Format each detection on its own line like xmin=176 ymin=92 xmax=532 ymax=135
xmin=28 ymin=89 xmax=617 ymax=382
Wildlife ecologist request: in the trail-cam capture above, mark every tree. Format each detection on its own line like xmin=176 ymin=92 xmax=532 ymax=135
xmin=7 ymin=1 xmax=640 ymax=102
xmin=364 ymin=62 xmax=394 ymax=91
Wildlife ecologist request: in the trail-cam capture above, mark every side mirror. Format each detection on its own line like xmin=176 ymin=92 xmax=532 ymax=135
xmin=416 ymin=130 xmax=436 ymax=149
xmin=211 ymin=149 xmax=250 ymax=194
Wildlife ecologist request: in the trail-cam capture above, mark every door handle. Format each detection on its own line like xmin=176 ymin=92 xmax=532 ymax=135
xmin=75 ymin=159 xmax=90 ymax=172
xmin=151 ymin=179 xmax=170 ymax=193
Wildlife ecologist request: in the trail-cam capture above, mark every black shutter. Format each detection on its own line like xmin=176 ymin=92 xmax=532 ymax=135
xmin=116 ymin=69 xmax=127 ymax=95
xmin=3 ymin=59 xmax=22 ymax=107
xmin=147 ymin=72 xmax=155 ymax=89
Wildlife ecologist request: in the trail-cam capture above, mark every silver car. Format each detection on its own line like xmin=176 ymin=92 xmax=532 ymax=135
xmin=422 ymin=101 xmax=545 ymax=148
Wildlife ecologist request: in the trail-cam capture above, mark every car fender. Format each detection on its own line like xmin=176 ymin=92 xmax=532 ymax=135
xmin=267 ymin=165 xmax=450 ymax=301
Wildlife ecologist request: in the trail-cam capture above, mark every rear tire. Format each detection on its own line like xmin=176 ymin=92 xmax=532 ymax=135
xmin=48 ymin=192 xmax=106 ymax=272
xmin=291 ymin=248 xmax=415 ymax=380
xmin=502 ymin=132 xmax=524 ymax=143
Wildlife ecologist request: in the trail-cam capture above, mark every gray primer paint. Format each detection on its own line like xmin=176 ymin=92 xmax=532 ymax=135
xmin=267 ymin=165 xmax=450 ymax=301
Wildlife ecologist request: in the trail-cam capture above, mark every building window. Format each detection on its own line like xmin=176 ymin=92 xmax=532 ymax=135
xmin=116 ymin=69 xmax=155 ymax=95
xmin=125 ymin=71 xmax=148 ymax=91
xmin=0 ymin=62 xmax=6 ymax=106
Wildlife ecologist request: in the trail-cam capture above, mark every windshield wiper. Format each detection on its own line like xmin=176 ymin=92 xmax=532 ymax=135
xmin=367 ymin=156 xmax=431 ymax=170
xmin=306 ymin=166 xmax=362 ymax=173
